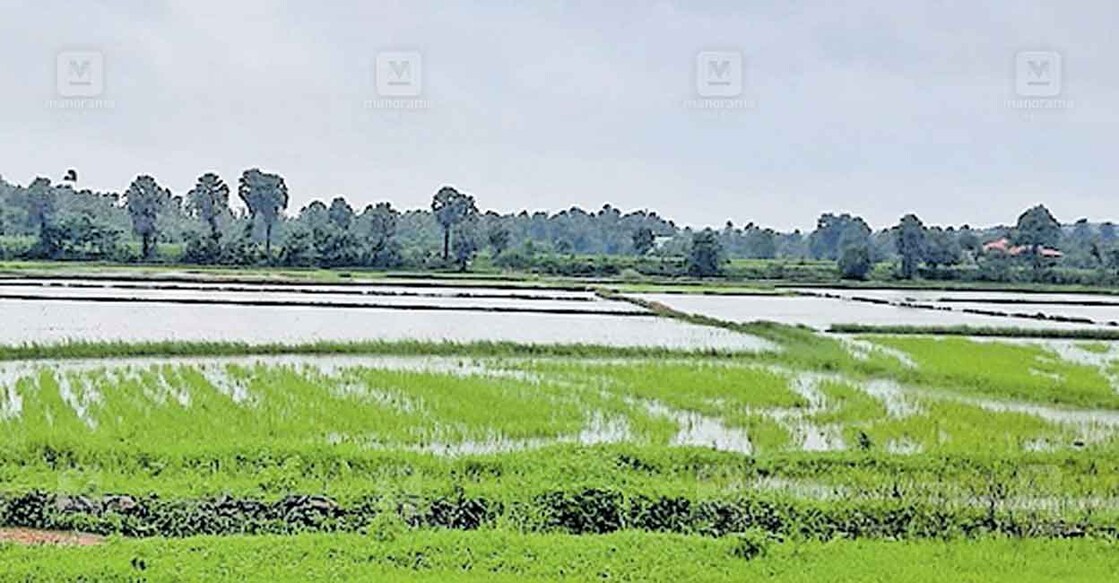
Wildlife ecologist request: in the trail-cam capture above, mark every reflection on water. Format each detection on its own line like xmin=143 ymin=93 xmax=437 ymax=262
xmin=0 ymin=299 xmax=772 ymax=350
xmin=637 ymin=293 xmax=1104 ymax=331
xmin=0 ymin=283 xmax=643 ymax=314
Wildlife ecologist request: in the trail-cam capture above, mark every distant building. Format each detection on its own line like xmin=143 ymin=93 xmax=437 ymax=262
xmin=653 ymin=235 xmax=674 ymax=250
xmin=982 ymin=237 xmax=1063 ymax=258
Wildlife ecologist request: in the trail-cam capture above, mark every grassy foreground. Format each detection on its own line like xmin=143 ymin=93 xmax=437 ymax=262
xmin=1 ymin=531 xmax=1115 ymax=582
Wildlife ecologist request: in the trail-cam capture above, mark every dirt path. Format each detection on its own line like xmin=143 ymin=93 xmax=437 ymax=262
xmin=0 ymin=528 xmax=104 ymax=546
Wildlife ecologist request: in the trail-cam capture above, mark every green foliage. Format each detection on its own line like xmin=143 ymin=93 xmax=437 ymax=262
xmin=432 ymin=186 xmax=478 ymax=262
xmin=830 ymin=324 xmax=1119 ymax=340
xmin=124 ymin=175 xmax=172 ymax=261
xmin=809 ymin=213 xmax=870 ymax=261
xmin=867 ymin=336 xmax=1119 ymax=409
xmin=837 ymin=241 xmax=871 ymax=280
xmin=1013 ymin=205 xmax=1062 ymax=251
xmin=3 ymin=171 xmax=1118 ymax=286
xmin=238 ymin=169 xmax=289 ymax=260
xmin=632 ymin=227 xmax=656 ymax=256
xmin=24 ymin=177 xmax=57 ymax=254
xmin=687 ymin=229 xmax=725 ymax=277
xmin=894 ymin=214 xmax=926 ymax=279
xmin=5 ymin=532 xmax=1114 ymax=582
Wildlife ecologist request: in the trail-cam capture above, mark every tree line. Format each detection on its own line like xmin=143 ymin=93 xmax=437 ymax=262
xmin=1 ymin=169 xmax=1117 ymax=283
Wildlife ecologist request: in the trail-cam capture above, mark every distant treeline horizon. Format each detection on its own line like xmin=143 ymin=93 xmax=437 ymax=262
xmin=1 ymin=169 xmax=1117 ymax=284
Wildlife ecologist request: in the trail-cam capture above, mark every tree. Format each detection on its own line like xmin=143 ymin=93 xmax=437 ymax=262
xmin=452 ymin=231 xmax=478 ymax=271
xmin=300 ymin=200 xmax=330 ymax=230
xmin=185 ymin=173 xmax=230 ymax=247
xmin=431 ymin=186 xmax=477 ymax=261
xmin=1100 ymin=222 xmax=1117 ymax=243
xmin=809 ymin=213 xmax=871 ymax=260
xmin=687 ymin=229 xmax=725 ymax=277
xmin=279 ymin=226 xmax=316 ymax=267
xmin=838 ymin=240 xmax=872 ymax=280
xmin=328 ymin=196 xmax=354 ymax=230
xmin=924 ymin=227 xmax=962 ymax=270
xmin=1013 ymin=204 xmax=1061 ymax=252
xmin=363 ymin=202 xmax=400 ymax=267
xmin=1012 ymin=204 xmax=1062 ymax=275
xmin=24 ymin=177 xmax=57 ymax=253
xmin=632 ymin=227 xmax=656 ymax=256
xmin=238 ymin=169 xmax=289 ymax=261
xmin=125 ymin=175 xmax=171 ymax=260
xmin=488 ymin=226 xmax=511 ymax=257
xmin=56 ymin=212 xmax=121 ymax=258
xmin=957 ymin=227 xmax=980 ymax=257
xmin=743 ymin=225 xmax=777 ymax=259
xmin=894 ymin=214 xmax=926 ymax=279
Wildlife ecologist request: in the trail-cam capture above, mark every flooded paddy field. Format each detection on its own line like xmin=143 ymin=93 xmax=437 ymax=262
xmin=0 ymin=299 xmax=771 ymax=349
xmin=1 ymin=343 xmax=1113 ymax=461
xmin=792 ymin=288 xmax=1119 ymax=328
xmin=0 ymin=277 xmax=598 ymax=300
xmin=1 ymin=279 xmax=1117 ymax=578
xmin=0 ymin=277 xmax=784 ymax=349
xmin=0 ymin=279 xmax=633 ymax=313
xmin=636 ymin=292 xmax=1109 ymax=330
xmin=0 ymin=331 xmax=1114 ymax=543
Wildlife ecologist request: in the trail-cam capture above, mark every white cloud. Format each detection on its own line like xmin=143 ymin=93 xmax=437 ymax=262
xmin=0 ymin=0 xmax=1116 ymax=231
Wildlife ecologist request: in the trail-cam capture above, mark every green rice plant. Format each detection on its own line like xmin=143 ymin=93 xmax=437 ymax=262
xmin=810 ymin=380 xmax=888 ymax=425
xmin=736 ymin=414 xmax=793 ymax=453
xmin=853 ymin=399 xmax=1077 ymax=455
xmin=866 ymin=336 xmax=1119 ymax=409
xmin=833 ymin=324 xmax=1119 ymax=340
xmin=0 ymin=339 xmax=750 ymax=363
xmin=1076 ymin=341 xmax=1113 ymax=354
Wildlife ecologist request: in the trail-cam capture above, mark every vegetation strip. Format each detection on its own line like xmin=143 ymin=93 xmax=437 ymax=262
xmin=0 ymin=280 xmax=596 ymax=302
xmin=0 ymin=293 xmax=647 ymax=317
xmin=781 ymin=282 xmax=1119 ymax=296
xmin=934 ymin=297 xmax=1119 ymax=307
xmin=0 ymin=339 xmax=751 ymax=362
xmin=4 ymin=532 xmax=1115 ymax=582
xmin=831 ymin=324 xmax=1119 ymax=339
xmin=1 ymin=487 xmax=1112 ymax=540
xmin=0 ymin=272 xmax=593 ymax=292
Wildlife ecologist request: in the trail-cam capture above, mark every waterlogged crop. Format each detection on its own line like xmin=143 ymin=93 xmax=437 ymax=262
xmin=0 ymin=333 xmax=1115 ymax=579
xmin=865 ymin=336 xmax=1119 ymax=409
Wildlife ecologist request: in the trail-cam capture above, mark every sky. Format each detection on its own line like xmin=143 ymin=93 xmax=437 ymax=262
xmin=0 ymin=0 xmax=1116 ymax=231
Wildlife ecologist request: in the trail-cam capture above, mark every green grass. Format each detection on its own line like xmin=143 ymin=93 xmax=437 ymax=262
xmin=830 ymin=324 xmax=1119 ymax=340
xmin=0 ymin=532 xmax=1114 ymax=582
xmin=0 ymin=338 xmax=761 ymax=363
xmin=1077 ymin=341 xmax=1113 ymax=354
xmin=864 ymin=336 xmax=1119 ymax=409
xmin=600 ymin=282 xmax=785 ymax=295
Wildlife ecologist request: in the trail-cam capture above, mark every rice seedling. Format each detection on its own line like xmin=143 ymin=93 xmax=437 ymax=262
xmin=0 ymin=332 xmax=1115 ymax=577
xmin=864 ymin=336 xmax=1119 ymax=409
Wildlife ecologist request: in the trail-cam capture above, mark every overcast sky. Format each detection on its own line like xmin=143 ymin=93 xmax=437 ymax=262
xmin=1 ymin=0 xmax=1116 ymax=231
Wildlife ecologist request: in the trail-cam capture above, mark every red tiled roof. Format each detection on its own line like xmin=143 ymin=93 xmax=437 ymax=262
xmin=982 ymin=237 xmax=1063 ymax=258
